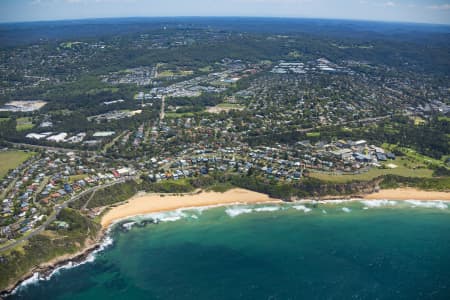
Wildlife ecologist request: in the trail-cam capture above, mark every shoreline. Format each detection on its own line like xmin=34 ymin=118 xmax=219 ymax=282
xmin=0 ymin=229 xmax=107 ymax=298
xmin=102 ymin=187 xmax=450 ymax=228
xmin=363 ymin=188 xmax=450 ymax=201
xmin=101 ymin=188 xmax=282 ymax=228
xmin=2 ymin=187 xmax=449 ymax=297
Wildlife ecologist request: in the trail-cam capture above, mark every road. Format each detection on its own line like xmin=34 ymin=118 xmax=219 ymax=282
xmin=0 ymin=176 xmax=135 ymax=253
xmin=160 ymin=96 xmax=165 ymax=122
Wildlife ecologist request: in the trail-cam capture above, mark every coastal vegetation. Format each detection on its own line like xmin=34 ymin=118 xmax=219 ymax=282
xmin=142 ymin=179 xmax=196 ymax=194
xmin=69 ymin=180 xmax=140 ymax=210
xmin=86 ymin=181 xmax=140 ymax=209
xmin=0 ymin=209 xmax=100 ymax=291
xmin=70 ymin=172 xmax=382 ymax=212
xmin=379 ymin=175 xmax=450 ymax=191
xmin=0 ymin=17 xmax=449 ymax=296
xmin=1 ymin=170 xmax=448 ymax=292
xmin=308 ymin=157 xmax=434 ymax=183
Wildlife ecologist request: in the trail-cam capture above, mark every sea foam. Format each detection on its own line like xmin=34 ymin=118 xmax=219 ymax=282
xmin=292 ymin=205 xmax=312 ymax=213
xmin=122 ymin=221 xmax=137 ymax=230
xmin=135 ymin=210 xmax=189 ymax=223
xmin=254 ymin=206 xmax=280 ymax=212
xmin=405 ymin=200 xmax=448 ymax=210
xmin=342 ymin=207 xmax=351 ymax=213
xmin=225 ymin=207 xmax=254 ymax=217
xmin=13 ymin=273 xmax=40 ymax=292
xmin=360 ymin=200 xmax=398 ymax=208
xmin=12 ymin=234 xmax=114 ymax=295
xmin=225 ymin=205 xmax=282 ymax=217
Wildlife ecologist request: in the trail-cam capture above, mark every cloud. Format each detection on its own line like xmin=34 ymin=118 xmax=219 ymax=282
xmin=427 ymin=4 xmax=450 ymax=10
xmin=362 ymin=1 xmax=396 ymax=8
xmin=234 ymin=0 xmax=313 ymax=3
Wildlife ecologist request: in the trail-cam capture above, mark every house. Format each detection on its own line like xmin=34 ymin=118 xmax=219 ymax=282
xmin=386 ymin=152 xmax=396 ymax=160
xmin=63 ymin=183 xmax=73 ymax=193
xmin=331 ymin=149 xmax=353 ymax=160
xmin=353 ymin=140 xmax=367 ymax=151
xmin=117 ymin=168 xmax=131 ymax=176
xmin=376 ymin=153 xmax=387 ymax=161
xmin=50 ymin=192 xmax=61 ymax=198
xmin=353 ymin=153 xmax=372 ymax=163
xmin=54 ymin=221 xmax=69 ymax=229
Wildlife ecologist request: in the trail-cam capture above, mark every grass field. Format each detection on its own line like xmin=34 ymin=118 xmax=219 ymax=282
xmin=309 ymin=157 xmax=433 ymax=183
xmin=199 ymin=66 xmax=213 ymax=72
xmin=0 ymin=117 xmax=10 ymax=123
xmin=412 ymin=116 xmax=426 ymax=126
xmin=165 ymin=112 xmax=196 ymax=118
xmin=382 ymin=143 xmax=446 ymax=168
xmin=0 ymin=151 xmax=35 ymax=179
xmin=68 ymin=174 xmax=89 ymax=183
xmin=158 ymin=70 xmax=193 ymax=78
xmin=216 ymin=103 xmax=244 ymax=109
xmin=16 ymin=117 xmax=34 ymax=131
xmin=438 ymin=116 xmax=450 ymax=122
xmin=306 ymin=132 xmax=320 ymax=137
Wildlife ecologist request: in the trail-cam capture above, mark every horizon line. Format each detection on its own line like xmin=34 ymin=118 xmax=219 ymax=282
xmin=1 ymin=15 xmax=450 ymax=27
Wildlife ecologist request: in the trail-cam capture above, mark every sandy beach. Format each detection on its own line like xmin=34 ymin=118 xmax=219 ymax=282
xmin=4 ymin=187 xmax=450 ymax=296
xmin=364 ymin=188 xmax=450 ymax=201
xmin=101 ymin=187 xmax=450 ymax=228
xmin=101 ymin=188 xmax=281 ymax=228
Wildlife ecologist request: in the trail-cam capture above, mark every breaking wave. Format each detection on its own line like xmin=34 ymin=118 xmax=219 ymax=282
xmin=12 ymin=273 xmax=40 ymax=291
xmin=225 ymin=205 xmax=283 ymax=217
xmin=360 ymin=200 xmax=398 ymax=208
xmin=405 ymin=200 xmax=448 ymax=210
xmin=10 ymin=198 xmax=450 ymax=295
xmin=225 ymin=207 xmax=254 ymax=217
xmin=292 ymin=205 xmax=312 ymax=213
xmin=254 ymin=206 xmax=281 ymax=212
xmin=122 ymin=222 xmax=137 ymax=230
xmin=12 ymin=234 xmax=114 ymax=295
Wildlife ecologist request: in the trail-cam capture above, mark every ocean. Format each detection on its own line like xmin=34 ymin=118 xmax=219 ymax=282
xmin=8 ymin=200 xmax=450 ymax=300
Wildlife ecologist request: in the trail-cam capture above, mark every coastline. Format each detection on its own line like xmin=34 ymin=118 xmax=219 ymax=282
xmin=102 ymin=187 xmax=450 ymax=229
xmin=3 ymin=187 xmax=450 ymax=298
xmin=1 ymin=188 xmax=280 ymax=298
xmin=0 ymin=229 xmax=107 ymax=298
xmin=101 ymin=188 xmax=282 ymax=228
xmin=363 ymin=188 xmax=450 ymax=201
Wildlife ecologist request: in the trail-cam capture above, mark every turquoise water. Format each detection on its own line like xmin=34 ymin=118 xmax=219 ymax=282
xmin=9 ymin=201 xmax=450 ymax=300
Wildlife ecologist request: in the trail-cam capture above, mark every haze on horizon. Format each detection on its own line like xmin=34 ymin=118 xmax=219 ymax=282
xmin=1 ymin=0 xmax=450 ymax=25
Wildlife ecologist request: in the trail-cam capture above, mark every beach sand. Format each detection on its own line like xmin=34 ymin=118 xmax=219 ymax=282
xmin=101 ymin=188 xmax=281 ymax=228
xmin=364 ymin=188 xmax=450 ymax=201
xmin=101 ymin=187 xmax=450 ymax=228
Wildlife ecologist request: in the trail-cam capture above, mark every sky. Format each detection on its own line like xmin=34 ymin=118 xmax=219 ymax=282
xmin=1 ymin=0 xmax=450 ymax=24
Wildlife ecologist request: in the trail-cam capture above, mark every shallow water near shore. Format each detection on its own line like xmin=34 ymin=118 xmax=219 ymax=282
xmin=8 ymin=201 xmax=450 ymax=299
